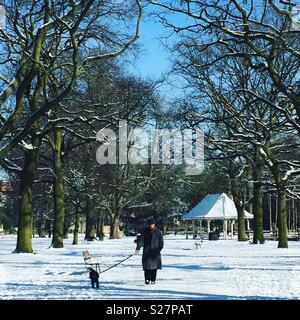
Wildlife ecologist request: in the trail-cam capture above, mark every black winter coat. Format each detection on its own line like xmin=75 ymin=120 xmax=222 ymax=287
xmin=136 ymin=227 xmax=164 ymax=270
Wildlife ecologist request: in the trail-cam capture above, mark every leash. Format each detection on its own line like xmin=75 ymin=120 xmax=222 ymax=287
xmin=99 ymin=254 xmax=134 ymax=275
xmin=83 ymin=254 xmax=134 ymax=288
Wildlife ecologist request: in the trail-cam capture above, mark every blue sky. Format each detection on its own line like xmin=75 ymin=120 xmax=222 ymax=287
xmin=126 ymin=11 xmax=186 ymax=100
xmin=128 ymin=17 xmax=171 ymax=79
xmin=129 ymin=1 xmax=194 ymax=77
xmin=125 ymin=5 xmax=196 ymax=101
xmin=126 ymin=9 xmax=170 ymax=78
xmin=127 ymin=0 xmax=300 ymax=97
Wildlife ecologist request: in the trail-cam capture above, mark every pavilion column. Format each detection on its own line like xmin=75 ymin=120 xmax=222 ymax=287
xmin=207 ymin=220 xmax=211 ymax=239
xmin=192 ymin=220 xmax=196 ymax=239
xmin=199 ymin=219 xmax=203 ymax=239
xmin=223 ymin=220 xmax=228 ymax=240
xmin=186 ymin=221 xmax=189 ymax=239
xmin=246 ymin=219 xmax=250 ymax=231
xmin=231 ymin=220 xmax=235 ymax=239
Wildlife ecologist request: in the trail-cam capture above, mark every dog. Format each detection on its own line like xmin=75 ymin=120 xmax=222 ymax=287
xmin=89 ymin=267 xmax=99 ymax=289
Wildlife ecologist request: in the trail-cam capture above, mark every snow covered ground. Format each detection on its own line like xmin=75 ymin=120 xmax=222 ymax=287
xmin=0 ymin=234 xmax=300 ymax=300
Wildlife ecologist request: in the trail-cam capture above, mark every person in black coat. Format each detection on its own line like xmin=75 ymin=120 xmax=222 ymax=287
xmin=135 ymin=217 xmax=164 ymax=285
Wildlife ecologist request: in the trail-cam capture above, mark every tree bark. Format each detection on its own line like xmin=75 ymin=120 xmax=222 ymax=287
xmin=277 ymin=189 xmax=288 ymax=248
xmin=252 ymin=149 xmax=264 ymax=245
xmin=52 ymin=128 xmax=65 ymax=248
xmin=37 ymin=220 xmax=46 ymax=238
xmin=229 ymin=161 xmax=247 ymax=242
xmin=72 ymin=204 xmax=80 ymax=245
xmin=63 ymin=219 xmax=69 ymax=239
xmin=264 ymin=145 xmax=288 ymax=249
xmin=47 ymin=220 xmax=52 ymax=238
xmin=85 ymin=196 xmax=96 ymax=241
xmin=15 ymin=154 xmax=35 ymax=253
xmin=15 ymin=136 xmax=40 ymax=253
xmin=252 ymin=182 xmax=264 ymax=244
xmin=97 ymin=210 xmax=105 ymax=241
xmin=110 ymin=214 xmax=121 ymax=239
xmin=163 ymin=223 xmax=168 ymax=236
xmin=235 ymin=197 xmax=248 ymax=241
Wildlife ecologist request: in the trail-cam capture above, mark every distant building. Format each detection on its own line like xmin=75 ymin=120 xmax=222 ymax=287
xmin=182 ymin=193 xmax=254 ymax=239
xmin=0 ymin=181 xmax=13 ymax=193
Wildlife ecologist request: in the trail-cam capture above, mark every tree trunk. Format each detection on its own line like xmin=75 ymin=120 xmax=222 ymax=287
xmin=110 ymin=214 xmax=121 ymax=239
xmin=47 ymin=220 xmax=52 ymax=238
xmin=235 ymin=198 xmax=248 ymax=241
xmin=268 ymin=194 xmax=273 ymax=232
xmin=97 ymin=210 xmax=105 ymax=241
xmin=252 ymin=182 xmax=264 ymax=244
xmin=163 ymin=223 xmax=168 ymax=236
xmin=32 ymin=218 xmax=35 ymax=238
xmin=37 ymin=220 xmax=46 ymax=238
xmin=15 ymin=155 xmax=35 ymax=253
xmin=229 ymin=163 xmax=247 ymax=242
xmin=64 ymin=215 xmax=71 ymax=239
xmin=85 ymin=196 xmax=96 ymax=241
xmin=63 ymin=220 xmax=69 ymax=239
xmin=262 ymin=145 xmax=288 ymax=248
xmin=73 ymin=204 xmax=80 ymax=245
xmin=52 ymin=129 xmax=65 ymax=248
xmin=252 ymin=152 xmax=264 ymax=245
xmin=277 ymin=189 xmax=288 ymax=248
xmin=15 ymin=138 xmax=40 ymax=253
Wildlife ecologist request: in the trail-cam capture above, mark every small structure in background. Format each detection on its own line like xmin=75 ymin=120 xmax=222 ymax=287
xmin=182 ymin=193 xmax=254 ymax=240
xmin=0 ymin=181 xmax=12 ymax=194
xmin=0 ymin=180 xmax=14 ymax=234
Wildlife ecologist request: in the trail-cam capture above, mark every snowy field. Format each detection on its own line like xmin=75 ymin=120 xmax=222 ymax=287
xmin=0 ymin=234 xmax=300 ymax=300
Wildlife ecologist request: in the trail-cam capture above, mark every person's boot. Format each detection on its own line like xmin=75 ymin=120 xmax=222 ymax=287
xmin=150 ymin=281 xmax=155 ymax=285
xmin=145 ymin=280 xmax=150 ymax=285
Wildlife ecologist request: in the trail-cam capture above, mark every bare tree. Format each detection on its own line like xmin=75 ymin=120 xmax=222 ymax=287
xmin=148 ymin=0 xmax=300 ymax=133
xmin=0 ymin=0 xmax=142 ymax=252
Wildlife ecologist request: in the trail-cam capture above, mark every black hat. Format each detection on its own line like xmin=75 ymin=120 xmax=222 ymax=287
xmin=147 ymin=217 xmax=155 ymax=225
